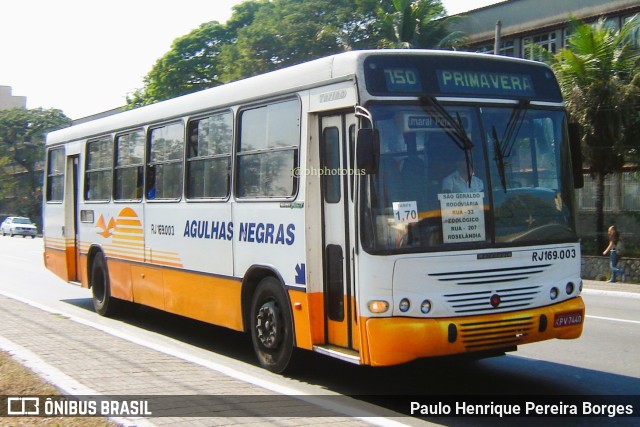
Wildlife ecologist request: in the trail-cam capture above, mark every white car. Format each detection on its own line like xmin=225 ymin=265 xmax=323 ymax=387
xmin=0 ymin=216 xmax=37 ymax=238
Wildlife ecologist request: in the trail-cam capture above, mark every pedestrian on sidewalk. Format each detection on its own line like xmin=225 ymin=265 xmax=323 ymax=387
xmin=603 ymin=225 xmax=625 ymax=283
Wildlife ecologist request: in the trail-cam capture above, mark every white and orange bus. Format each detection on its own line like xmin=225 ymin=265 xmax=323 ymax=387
xmin=43 ymin=50 xmax=585 ymax=373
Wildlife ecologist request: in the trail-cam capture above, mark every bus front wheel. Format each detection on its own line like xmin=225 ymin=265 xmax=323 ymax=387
xmin=91 ymin=252 xmax=116 ymax=317
xmin=250 ymin=277 xmax=294 ymax=373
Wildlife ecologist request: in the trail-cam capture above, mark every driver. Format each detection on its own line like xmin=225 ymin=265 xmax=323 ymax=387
xmin=442 ymin=151 xmax=483 ymax=193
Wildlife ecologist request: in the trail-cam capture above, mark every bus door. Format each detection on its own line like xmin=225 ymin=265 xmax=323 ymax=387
xmin=67 ymin=155 xmax=80 ymax=282
xmin=320 ymin=113 xmax=357 ymax=350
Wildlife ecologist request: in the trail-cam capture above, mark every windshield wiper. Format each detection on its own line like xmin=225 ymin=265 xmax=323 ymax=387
xmin=492 ymin=126 xmax=507 ymax=192
xmin=493 ymin=99 xmax=530 ymax=192
xmin=419 ymin=96 xmax=475 ymax=187
xmin=501 ymin=99 xmax=529 ymax=158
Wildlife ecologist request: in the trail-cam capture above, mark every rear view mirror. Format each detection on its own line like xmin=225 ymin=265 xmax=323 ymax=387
xmin=356 ymin=128 xmax=380 ymax=175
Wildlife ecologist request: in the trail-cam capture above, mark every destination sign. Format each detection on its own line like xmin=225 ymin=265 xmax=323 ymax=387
xmin=437 ymin=70 xmax=535 ymax=97
xmin=383 ymin=67 xmax=423 ymax=92
xmin=400 ymin=113 xmax=470 ymax=132
xmin=364 ymin=54 xmax=561 ymax=101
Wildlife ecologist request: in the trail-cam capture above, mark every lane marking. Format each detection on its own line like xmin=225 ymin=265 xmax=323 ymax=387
xmin=582 ymin=289 xmax=640 ymax=299
xmin=586 ymin=315 xmax=640 ymax=325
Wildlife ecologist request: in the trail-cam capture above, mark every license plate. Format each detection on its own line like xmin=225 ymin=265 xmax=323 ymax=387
xmin=554 ymin=311 xmax=583 ymax=328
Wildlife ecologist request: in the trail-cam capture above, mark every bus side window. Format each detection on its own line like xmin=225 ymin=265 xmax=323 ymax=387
xmin=186 ymin=111 xmax=233 ymax=199
xmin=46 ymin=148 xmax=65 ymax=202
xmin=115 ymin=130 xmax=144 ymax=201
xmin=236 ymin=99 xmax=300 ymax=198
xmin=147 ymin=123 xmax=184 ymax=200
xmin=85 ymin=136 xmax=113 ymax=201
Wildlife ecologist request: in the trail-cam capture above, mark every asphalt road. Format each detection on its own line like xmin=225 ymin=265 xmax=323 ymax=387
xmin=1 ymin=236 xmax=638 ymax=426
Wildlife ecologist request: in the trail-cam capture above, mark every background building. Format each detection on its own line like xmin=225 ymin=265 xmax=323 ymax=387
xmin=0 ymin=85 xmax=26 ymax=110
xmin=452 ymin=0 xmax=640 ymax=58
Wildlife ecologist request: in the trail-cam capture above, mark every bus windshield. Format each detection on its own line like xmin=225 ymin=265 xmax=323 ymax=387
xmin=360 ymin=102 xmax=577 ymax=253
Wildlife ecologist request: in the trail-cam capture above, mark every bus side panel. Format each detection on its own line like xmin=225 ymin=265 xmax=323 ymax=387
xmin=294 ymin=293 xmax=359 ymax=350
xmin=289 ymin=290 xmax=320 ymax=350
xmin=105 ymin=257 xmax=134 ymax=300
xmin=164 ymin=270 xmax=243 ymax=331
xmin=131 ymin=265 xmax=165 ymax=310
xmin=43 ymin=238 xmax=71 ymax=282
xmin=233 ymin=202 xmax=306 ymax=329
xmin=77 ymin=252 xmax=89 ymax=288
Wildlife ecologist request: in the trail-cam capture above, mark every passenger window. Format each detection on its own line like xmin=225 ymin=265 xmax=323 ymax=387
xmin=85 ymin=137 xmax=113 ymax=201
xmin=186 ymin=112 xmax=232 ymax=199
xmin=114 ymin=130 xmax=144 ymax=201
xmin=46 ymin=148 xmax=65 ymax=202
xmin=147 ymin=123 xmax=184 ymax=200
xmin=236 ymin=99 xmax=300 ymax=198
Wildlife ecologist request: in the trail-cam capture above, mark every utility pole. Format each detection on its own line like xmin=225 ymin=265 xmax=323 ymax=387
xmin=494 ymin=20 xmax=502 ymax=55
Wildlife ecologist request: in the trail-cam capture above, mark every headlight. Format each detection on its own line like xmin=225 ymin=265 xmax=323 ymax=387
xmin=421 ymin=300 xmax=432 ymax=314
xmin=566 ymin=282 xmax=575 ymax=295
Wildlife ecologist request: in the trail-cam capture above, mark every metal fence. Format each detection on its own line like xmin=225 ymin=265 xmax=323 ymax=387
xmin=577 ymin=172 xmax=640 ymax=212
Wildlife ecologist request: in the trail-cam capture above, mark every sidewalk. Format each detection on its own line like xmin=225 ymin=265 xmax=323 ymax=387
xmin=0 ymin=280 xmax=635 ymax=426
xmin=0 ymin=294 xmax=400 ymax=427
xmin=582 ymin=278 xmax=640 ymax=294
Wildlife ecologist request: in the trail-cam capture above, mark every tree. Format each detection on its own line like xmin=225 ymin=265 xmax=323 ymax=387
xmin=376 ymin=0 xmax=466 ymax=49
xmin=127 ymin=21 xmax=232 ymax=107
xmin=0 ymin=156 xmax=16 ymax=204
xmin=218 ymin=0 xmax=377 ymax=81
xmin=0 ymin=107 xmax=71 ymax=220
xmin=127 ymin=0 xmax=467 ymax=106
xmin=127 ymin=0 xmax=385 ymax=104
xmin=551 ymin=17 xmax=640 ymax=250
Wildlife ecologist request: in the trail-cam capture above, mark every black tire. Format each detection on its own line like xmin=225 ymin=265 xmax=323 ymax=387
xmin=91 ymin=252 xmax=117 ymax=316
xmin=250 ymin=277 xmax=295 ymax=373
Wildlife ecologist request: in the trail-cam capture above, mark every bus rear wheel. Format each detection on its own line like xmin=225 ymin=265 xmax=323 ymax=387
xmin=250 ymin=277 xmax=294 ymax=373
xmin=91 ymin=252 xmax=117 ymax=317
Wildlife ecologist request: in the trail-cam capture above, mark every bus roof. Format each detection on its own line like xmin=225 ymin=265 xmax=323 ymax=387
xmin=46 ymin=50 xmax=552 ymax=146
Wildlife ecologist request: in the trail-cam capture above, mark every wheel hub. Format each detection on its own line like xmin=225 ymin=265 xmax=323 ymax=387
xmin=256 ymin=301 xmax=280 ymax=349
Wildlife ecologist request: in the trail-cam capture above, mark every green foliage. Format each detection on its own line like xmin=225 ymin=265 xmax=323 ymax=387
xmin=127 ymin=0 xmax=465 ymax=106
xmin=220 ymin=0 xmax=369 ymax=80
xmin=127 ymin=21 xmax=231 ymax=108
xmin=0 ymin=156 xmax=16 ymax=202
xmin=0 ymin=107 xmax=71 ymax=218
xmin=550 ymin=16 xmax=640 ymax=250
xmin=376 ymin=0 xmax=465 ymax=49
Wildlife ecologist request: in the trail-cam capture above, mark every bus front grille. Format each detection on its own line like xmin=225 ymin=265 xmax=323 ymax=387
xmin=458 ymin=316 xmax=535 ymax=351
xmin=428 ymin=264 xmax=551 ymax=286
xmin=444 ymin=285 xmax=541 ymax=314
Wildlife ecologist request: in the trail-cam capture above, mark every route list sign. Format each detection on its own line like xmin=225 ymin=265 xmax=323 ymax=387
xmin=438 ymin=192 xmax=486 ymax=243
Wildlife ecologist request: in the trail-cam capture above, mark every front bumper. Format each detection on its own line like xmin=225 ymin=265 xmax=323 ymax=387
xmin=364 ymin=297 xmax=584 ymax=366
xmin=12 ymin=228 xmax=37 ymax=236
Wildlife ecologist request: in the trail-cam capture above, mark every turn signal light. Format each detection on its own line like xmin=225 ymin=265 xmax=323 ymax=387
xmin=368 ymin=300 xmax=389 ymax=314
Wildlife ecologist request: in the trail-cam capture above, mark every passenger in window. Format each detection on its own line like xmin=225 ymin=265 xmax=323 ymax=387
xmin=188 ymin=125 xmax=199 ymax=158
xmin=442 ymin=151 xmax=483 ymax=193
xmin=136 ymin=166 xmax=144 ymax=199
xmin=146 ymin=166 xmax=156 ymax=199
